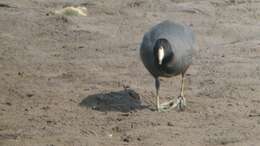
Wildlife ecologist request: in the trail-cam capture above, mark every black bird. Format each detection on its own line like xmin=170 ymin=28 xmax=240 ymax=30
xmin=140 ymin=20 xmax=195 ymax=111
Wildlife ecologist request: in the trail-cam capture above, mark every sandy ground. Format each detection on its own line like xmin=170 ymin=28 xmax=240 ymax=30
xmin=0 ymin=0 xmax=260 ymax=146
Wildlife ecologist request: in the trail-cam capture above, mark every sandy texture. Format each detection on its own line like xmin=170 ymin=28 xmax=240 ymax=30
xmin=0 ymin=0 xmax=260 ymax=146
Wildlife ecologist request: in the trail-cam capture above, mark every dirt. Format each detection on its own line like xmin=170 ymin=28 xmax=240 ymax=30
xmin=0 ymin=0 xmax=260 ymax=146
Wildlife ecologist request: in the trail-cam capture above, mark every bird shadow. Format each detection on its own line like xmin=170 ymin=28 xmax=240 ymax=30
xmin=79 ymin=89 xmax=147 ymax=112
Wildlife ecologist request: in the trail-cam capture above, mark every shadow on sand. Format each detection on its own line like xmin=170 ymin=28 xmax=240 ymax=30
xmin=79 ymin=89 xmax=147 ymax=112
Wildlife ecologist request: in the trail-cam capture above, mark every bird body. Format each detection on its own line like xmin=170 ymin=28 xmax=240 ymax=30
xmin=140 ymin=20 xmax=195 ymax=78
xmin=140 ymin=20 xmax=195 ymax=111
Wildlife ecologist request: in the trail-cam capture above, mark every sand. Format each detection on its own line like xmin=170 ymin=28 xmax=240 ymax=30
xmin=0 ymin=0 xmax=260 ymax=146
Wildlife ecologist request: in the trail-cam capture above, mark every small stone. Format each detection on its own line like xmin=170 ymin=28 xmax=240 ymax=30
xmin=41 ymin=106 xmax=50 ymax=110
xmin=5 ymin=102 xmax=12 ymax=106
xmin=167 ymin=122 xmax=174 ymax=126
xmin=18 ymin=72 xmax=24 ymax=76
xmin=78 ymin=46 xmax=84 ymax=48
xmin=26 ymin=94 xmax=34 ymax=97
xmin=123 ymin=138 xmax=130 ymax=143
xmin=121 ymin=113 xmax=130 ymax=116
xmin=227 ymin=103 xmax=232 ymax=107
xmin=108 ymin=134 xmax=113 ymax=138
xmin=122 ymin=135 xmax=133 ymax=143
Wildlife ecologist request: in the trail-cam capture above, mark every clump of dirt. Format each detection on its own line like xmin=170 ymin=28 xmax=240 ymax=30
xmin=0 ymin=0 xmax=260 ymax=146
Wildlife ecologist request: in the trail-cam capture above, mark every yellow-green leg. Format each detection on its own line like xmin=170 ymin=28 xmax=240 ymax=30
xmin=155 ymin=78 xmax=175 ymax=112
xmin=159 ymin=73 xmax=186 ymax=111
xmin=175 ymin=73 xmax=186 ymax=111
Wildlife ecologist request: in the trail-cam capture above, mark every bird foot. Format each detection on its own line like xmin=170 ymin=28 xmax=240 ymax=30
xmin=157 ymin=99 xmax=175 ymax=112
xmin=156 ymin=96 xmax=186 ymax=112
xmin=176 ymin=96 xmax=186 ymax=111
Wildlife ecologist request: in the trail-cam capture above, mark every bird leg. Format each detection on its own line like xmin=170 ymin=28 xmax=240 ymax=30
xmin=160 ymin=73 xmax=186 ymax=111
xmin=176 ymin=73 xmax=186 ymax=111
xmin=155 ymin=78 xmax=175 ymax=112
xmin=155 ymin=78 xmax=161 ymax=111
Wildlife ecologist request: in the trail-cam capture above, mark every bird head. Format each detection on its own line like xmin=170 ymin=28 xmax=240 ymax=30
xmin=154 ymin=38 xmax=173 ymax=66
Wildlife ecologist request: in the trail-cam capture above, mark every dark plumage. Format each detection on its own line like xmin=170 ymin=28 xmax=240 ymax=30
xmin=140 ymin=20 xmax=195 ymax=111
